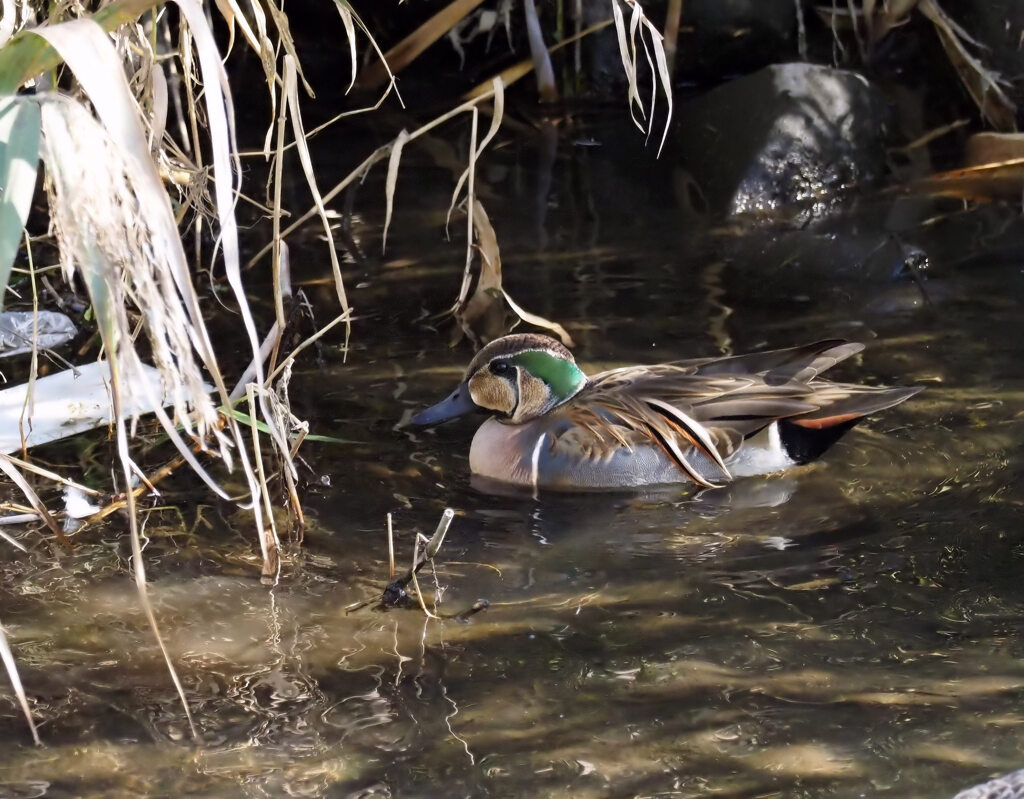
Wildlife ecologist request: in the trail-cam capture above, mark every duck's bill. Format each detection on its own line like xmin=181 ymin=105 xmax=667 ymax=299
xmin=410 ymin=385 xmax=479 ymax=426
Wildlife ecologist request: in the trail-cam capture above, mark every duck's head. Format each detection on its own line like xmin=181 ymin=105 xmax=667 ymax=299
xmin=411 ymin=334 xmax=587 ymax=426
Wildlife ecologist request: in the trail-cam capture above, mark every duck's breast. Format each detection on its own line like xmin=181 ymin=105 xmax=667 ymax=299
xmin=469 ymin=417 xmax=686 ymax=489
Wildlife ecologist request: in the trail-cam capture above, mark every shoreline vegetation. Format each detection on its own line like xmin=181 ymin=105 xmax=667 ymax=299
xmin=0 ymin=0 xmax=670 ymax=744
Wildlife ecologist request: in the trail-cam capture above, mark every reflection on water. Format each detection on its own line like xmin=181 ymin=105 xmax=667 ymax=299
xmin=2 ymin=117 xmax=1024 ymax=798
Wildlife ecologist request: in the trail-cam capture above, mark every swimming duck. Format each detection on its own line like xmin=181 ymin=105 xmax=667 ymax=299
xmin=411 ymin=334 xmax=920 ymax=490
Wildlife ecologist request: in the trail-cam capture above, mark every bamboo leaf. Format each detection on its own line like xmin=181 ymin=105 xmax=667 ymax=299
xmin=0 ymin=96 xmax=39 ymax=308
xmin=0 ymin=0 xmax=160 ymax=92
xmin=222 ymin=408 xmax=360 ymax=444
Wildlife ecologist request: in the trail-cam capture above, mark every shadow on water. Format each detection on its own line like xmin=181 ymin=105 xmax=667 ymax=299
xmin=2 ymin=115 xmax=1024 ymax=797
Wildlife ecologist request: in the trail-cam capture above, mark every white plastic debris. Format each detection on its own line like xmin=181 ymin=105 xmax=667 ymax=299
xmin=0 ymin=311 xmax=77 ymax=358
xmin=0 ymin=361 xmax=171 ymax=453
xmin=62 ymin=485 xmax=102 ymax=519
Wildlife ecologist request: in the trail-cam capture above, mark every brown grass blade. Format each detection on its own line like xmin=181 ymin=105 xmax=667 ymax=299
xmin=918 ymin=0 xmax=1016 ymax=131
xmin=0 ymin=619 xmax=40 ymax=745
xmin=0 ymin=453 xmax=73 ymax=551
xmin=356 ymin=0 xmax=487 ymax=92
xmin=283 ymin=55 xmax=349 ymax=339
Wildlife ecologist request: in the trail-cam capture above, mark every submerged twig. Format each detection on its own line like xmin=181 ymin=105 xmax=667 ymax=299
xmin=346 ymin=508 xmax=488 ymax=621
xmin=387 ymin=512 xmax=395 ymax=579
xmin=382 ymin=508 xmax=454 ymax=608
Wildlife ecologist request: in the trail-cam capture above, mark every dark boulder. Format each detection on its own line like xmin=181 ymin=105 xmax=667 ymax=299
xmin=673 ymin=63 xmax=890 ymax=217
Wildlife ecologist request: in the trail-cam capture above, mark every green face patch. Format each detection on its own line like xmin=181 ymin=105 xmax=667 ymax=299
xmin=509 ymin=350 xmax=586 ymax=401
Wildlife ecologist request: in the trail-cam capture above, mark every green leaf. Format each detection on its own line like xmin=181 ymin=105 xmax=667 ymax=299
xmin=0 ymin=0 xmax=162 ymax=93
xmin=221 ymin=407 xmax=360 ymax=445
xmin=0 ymin=96 xmax=40 ymax=310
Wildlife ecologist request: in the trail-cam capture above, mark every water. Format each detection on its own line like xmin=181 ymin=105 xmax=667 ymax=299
xmin=2 ymin=115 xmax=1023 ymax=798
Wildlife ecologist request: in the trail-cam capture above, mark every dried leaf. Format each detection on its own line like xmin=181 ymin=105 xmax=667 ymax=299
xmin=282 ymin=55 xmax=349 ymax=340
xmin=522 ymin=0 xmax=557 ymax=102
xmin=612 ymin=0 xmax=673 ymax=156
xmin=454 ymin=200 xmax=574 ymax=347
xmin=501 ymin=289 xmax=575 ymax=348
xmin=447 ymin=77 xmax=504 ymax=234
xmin=0 ymin=0 xmax=16 ymax=48
xmin=462 ymin=19 xmax=613 ymax=101
xmin=382 ymin=128 xmax=410 ymax=252
xmin=919 ymin=0 xmax=1016 ymax=132
xmin=903 ymin=160 xmax=1024 ymax=201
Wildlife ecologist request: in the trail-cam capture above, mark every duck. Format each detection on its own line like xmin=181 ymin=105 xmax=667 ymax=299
xmin=410 ymin=334 xmax=921 ymax=490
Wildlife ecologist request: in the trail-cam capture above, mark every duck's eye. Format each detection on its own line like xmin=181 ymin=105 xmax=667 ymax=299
xmin=490 ymin=360 xmax=512 ymax=376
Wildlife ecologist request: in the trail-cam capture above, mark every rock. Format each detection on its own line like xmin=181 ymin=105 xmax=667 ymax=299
xmin=673 ymin=63 xmax=890 ymax=216
xmin=952 ymin=767 xmax=1024 ymax=799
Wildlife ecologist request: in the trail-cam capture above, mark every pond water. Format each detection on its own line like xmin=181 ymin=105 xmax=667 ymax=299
xmin=2 ymin=114 xmax=1024 ymax=798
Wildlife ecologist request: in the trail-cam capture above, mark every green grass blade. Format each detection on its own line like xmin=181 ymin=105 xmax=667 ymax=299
xmin=0 ymin=96 xmax=40 ymax=308
xmin=222 ymin=407 xmax=360 ymax=444
xmin=0 ymin=0 xmax=161 ymax=92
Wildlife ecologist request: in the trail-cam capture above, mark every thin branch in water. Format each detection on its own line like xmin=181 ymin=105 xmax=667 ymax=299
xmin=387 ymin=512 xmax=395 ymax=579
xmin=382 ymin=508 xmax=455 ymax=609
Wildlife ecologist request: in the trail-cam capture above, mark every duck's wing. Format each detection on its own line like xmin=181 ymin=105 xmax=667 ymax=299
xmin=567 ymin=341 xmax=918 ymax=487
xmin=568 ymin=365 xmax=809 ymax=487
xmin=678 ymin=339 xmax=865 ymax=384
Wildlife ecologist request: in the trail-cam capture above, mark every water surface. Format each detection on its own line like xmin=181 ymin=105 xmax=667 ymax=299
xmin=1 ymin=116 xmax=1022 ymax=798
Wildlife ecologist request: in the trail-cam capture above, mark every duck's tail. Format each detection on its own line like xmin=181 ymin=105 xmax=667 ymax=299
xmin=779 ymin=385 xmax=923 ymax=464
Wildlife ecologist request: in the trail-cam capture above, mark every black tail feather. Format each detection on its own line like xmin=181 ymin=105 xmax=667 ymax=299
xmin=778 ymin=418 xmax=860 ymax=465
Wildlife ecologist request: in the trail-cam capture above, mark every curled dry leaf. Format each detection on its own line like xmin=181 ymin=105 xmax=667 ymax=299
xmin=611 ymin=0 xmax=673 ymax=156
xmin=453 ymin=200 xmax=574 ymax=347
